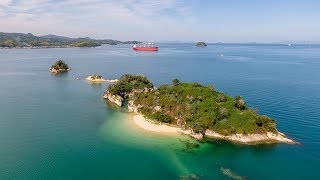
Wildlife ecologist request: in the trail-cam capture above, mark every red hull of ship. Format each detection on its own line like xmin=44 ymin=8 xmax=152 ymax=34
xmin=133 ymin=47 xmax=158 ymax=51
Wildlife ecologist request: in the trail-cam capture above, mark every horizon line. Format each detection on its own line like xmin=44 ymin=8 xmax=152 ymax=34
xmin=1 ymin=31 xmax=319 ymax=45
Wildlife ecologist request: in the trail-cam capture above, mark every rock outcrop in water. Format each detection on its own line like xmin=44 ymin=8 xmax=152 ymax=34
xmin=104 ymin=74 xmax=295 ymax=144
xmin=86 ymin=75 xmax=119 ymax=83
xmin=103 ymin=91 xmax=123 ymax=106
xmin=86 ymin=75 xmax=106 ymax=82
xmin=50 ymin=60 xmax=70 ymax=74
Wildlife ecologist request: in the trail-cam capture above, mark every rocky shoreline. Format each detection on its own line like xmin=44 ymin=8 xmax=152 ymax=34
xmin=50 ymin=68 xmax=70 ymax=74
xmin=204 ymin=130 xmax=295 ymax=144
xmin=132 ymin=113 xmax=295 ymax=144
xmin=103 ymin=91 xmax=124 ymax=107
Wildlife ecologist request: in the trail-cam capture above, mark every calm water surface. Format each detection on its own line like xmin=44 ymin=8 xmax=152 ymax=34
xmin=0 ymin=44 xmax=319 ymax=179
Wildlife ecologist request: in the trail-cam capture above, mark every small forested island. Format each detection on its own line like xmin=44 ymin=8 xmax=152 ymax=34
xmin=0 ymin=32 xmax=141 ymax=48
xmin=104 ymin=74 xmax=295 ymax=144
xmin=50 ymin=60 xmax=70 ymax=74
xmin=196 ymin=42 xmax=207 ymax=47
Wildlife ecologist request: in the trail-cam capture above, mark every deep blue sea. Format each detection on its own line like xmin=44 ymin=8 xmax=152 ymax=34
xmin=0 ymin=43 xmax=319 ymax=179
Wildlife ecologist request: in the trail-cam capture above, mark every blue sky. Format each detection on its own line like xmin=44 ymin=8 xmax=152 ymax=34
xmin=0 ymin=0 xmax=319 ymax=42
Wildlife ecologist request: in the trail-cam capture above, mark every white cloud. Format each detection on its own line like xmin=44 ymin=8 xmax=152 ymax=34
xmin=0 ymin=0 xmax=12 ymax=7
xmin=0 ymin=0 xmax=196 ymax=40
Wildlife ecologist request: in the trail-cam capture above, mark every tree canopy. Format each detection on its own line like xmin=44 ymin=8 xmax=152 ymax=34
xmin=107 ymin=74 xmax=154 ymax=97
xmin=51 ymin=60 xmax=69 ymax=71
xmin=107 ymin=74 xmax=278 ymax=136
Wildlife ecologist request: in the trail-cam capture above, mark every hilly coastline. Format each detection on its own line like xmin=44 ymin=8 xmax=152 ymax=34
xmin=0 ymin=32 xmax=140 ymax=48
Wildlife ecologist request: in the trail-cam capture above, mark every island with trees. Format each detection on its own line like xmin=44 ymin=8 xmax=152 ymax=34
xmin=50 ymin=60 xmax=70 ymax=74
xmin=0 ymin=32 xmax=141 ymax=48
xmin=86 ymin=75 xmax=119 ymax=83
xmin=196 ymin=42 xmax=207 ymax=47
xmin=104 ymin=74 xmax=295 ymax=144
xmin=86 ymin=75 xmax=106 ymax=82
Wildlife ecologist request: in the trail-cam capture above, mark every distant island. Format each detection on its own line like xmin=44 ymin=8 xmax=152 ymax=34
xmin=104 ymin=74 xmax=295 ymax=144
xmin=0 ymin=32 xmax=141 ymax=48
xmin=50 ymin=60 xmax=70 ymax=74
xmin=196 ymin=42 xmax=207 ymax=47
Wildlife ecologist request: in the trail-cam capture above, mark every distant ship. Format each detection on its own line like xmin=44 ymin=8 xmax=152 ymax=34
xmin=133 ymin=43 xmax=158 ymax=51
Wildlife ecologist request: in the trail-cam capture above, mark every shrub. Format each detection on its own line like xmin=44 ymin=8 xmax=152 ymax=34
xmin=192 ymin=82 xmax=202 ymax=87
xmin=255 ymin=115 xmax=276 ymax=133
xmin=172 ymin=79 xmax=180 ymax=86
xmin=234 ymin=96 xmax=247 ymax=110
xmin=208 ymin=84 xmax=215 ymax=92
xmin=217 ymin=93 xmax=227 ymax=102
xmin=216 ymin=107 xmax=229 ymax=120
xmin=153 ymin=112 xmax=173 ymax=123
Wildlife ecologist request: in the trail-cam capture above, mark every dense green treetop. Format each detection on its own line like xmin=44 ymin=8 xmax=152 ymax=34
xmin=107 ymin=74 xmax=278 ymax=136
xmin=51 ymin=60 xmax=69 ymax=71
xmin=90 ymin=75 xmax=103 ymax=80
xmin=107 ymin=74 xmax=154 ymax=96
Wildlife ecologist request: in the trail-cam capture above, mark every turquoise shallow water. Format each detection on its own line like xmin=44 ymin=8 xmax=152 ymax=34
xmin=0 ymin=44 xmax=319 ymax=179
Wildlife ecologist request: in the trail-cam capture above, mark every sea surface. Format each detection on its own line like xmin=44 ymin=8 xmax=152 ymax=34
xmin=0 ymin=43 xmax=319 ymax=179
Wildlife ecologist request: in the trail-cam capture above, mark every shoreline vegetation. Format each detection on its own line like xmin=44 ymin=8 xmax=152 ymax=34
xmin=104 ymin=74 xmax=296 ymax=144
xmin=0 ymin=32 xmax=140 ymax=49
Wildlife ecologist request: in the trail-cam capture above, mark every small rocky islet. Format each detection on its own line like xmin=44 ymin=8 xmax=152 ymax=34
xmin=86 ymin=75 xmax=118 ymax=83
xmin=49 ymin=61 xmax=118 ymax=83
xmin=50 ymin=60 xmax=70 ymax=74
xmin=104 ymin=74 xmax=295 ymax=144
xmin=86 ymin=75 xmax=106 ymax=82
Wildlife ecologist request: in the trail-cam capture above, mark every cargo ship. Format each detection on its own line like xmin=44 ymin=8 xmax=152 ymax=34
xmin=133 ymin=43 xmax=158 ymax=51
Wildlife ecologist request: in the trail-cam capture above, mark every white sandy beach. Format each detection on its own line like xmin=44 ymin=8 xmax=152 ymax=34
xmin=131 ymin=113 xmax=296 ymax=144
xmin=132 ymin=114 xmax=181 ymax=133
